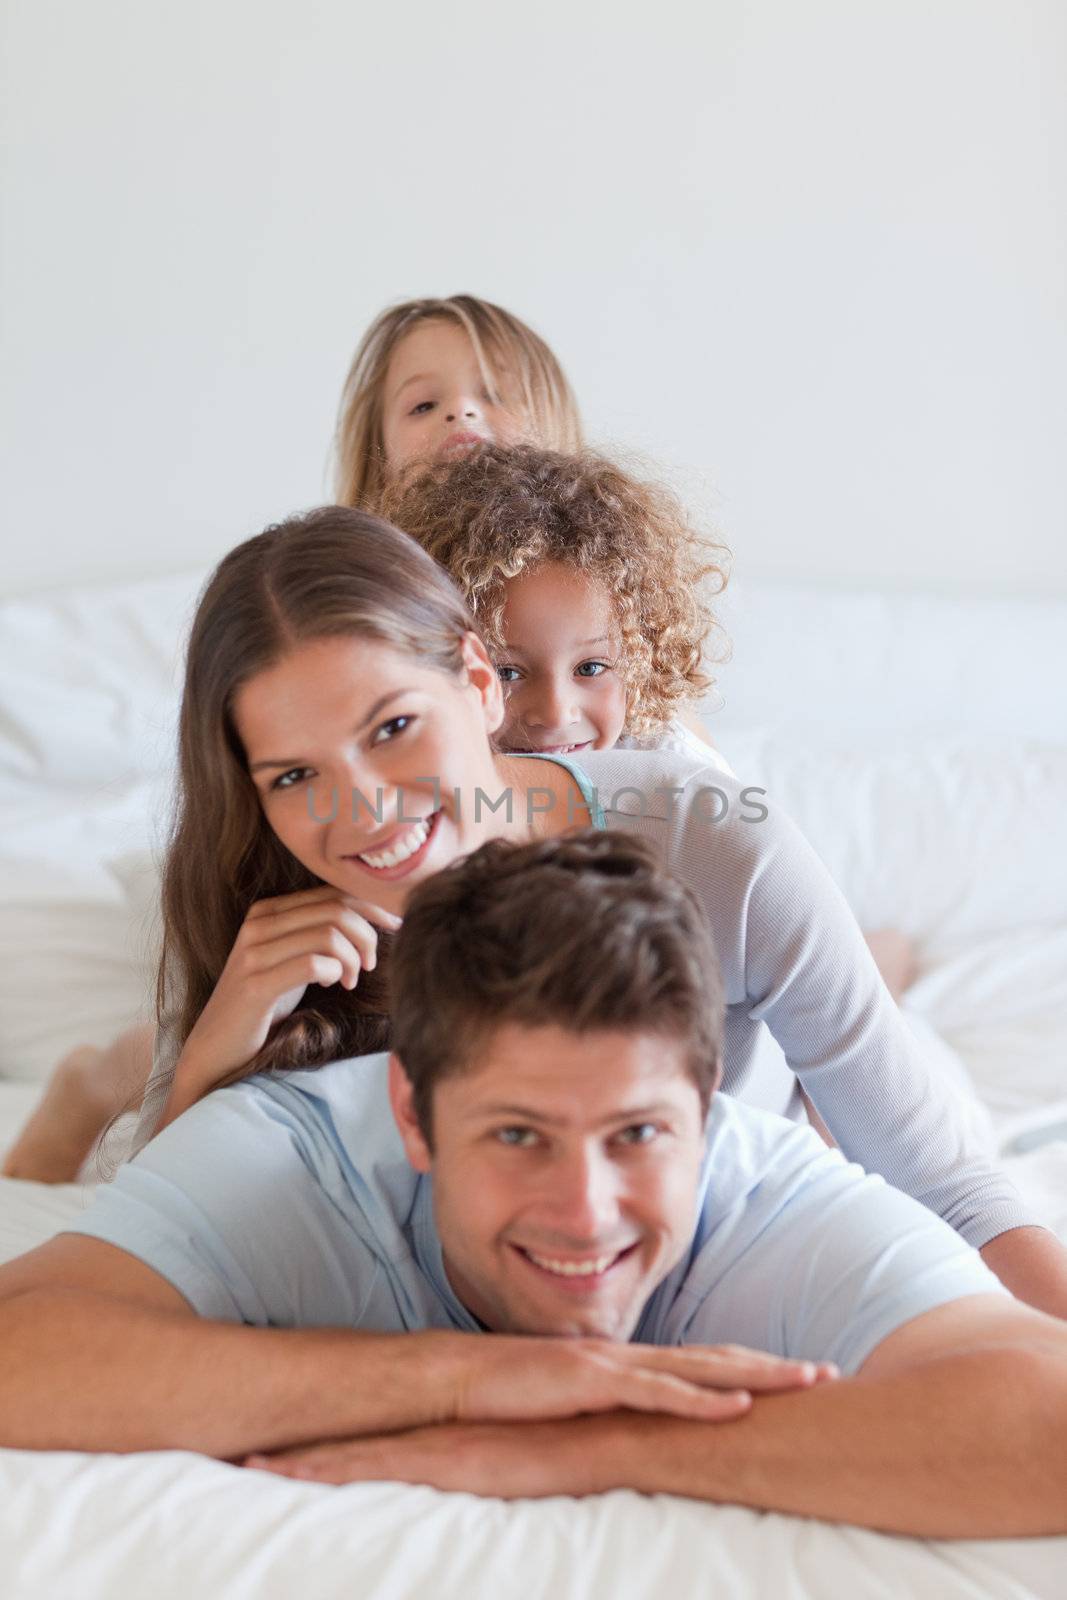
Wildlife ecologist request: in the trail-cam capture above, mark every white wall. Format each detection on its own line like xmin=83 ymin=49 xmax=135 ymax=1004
xmin=2 ymin=0 xmax=1065 ymax=599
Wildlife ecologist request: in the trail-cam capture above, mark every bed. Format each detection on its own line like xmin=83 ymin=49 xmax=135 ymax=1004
xmin=1 ymin=569 xmax=1065 ymax=1597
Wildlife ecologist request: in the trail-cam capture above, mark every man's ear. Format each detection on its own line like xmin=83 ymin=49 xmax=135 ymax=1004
xmin=459 ymin=630 xmax=505 ymax=737
xmin=388 ymin=1054 xmax=432 ymax=1173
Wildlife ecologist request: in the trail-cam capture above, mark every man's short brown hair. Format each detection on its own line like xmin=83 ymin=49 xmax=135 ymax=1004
xmin=390 ymin=830 xmax=724 ymax=1139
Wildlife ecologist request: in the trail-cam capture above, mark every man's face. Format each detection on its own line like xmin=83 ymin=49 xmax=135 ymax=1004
xmin=389 ymin=1024 xmax=708 ymax=1340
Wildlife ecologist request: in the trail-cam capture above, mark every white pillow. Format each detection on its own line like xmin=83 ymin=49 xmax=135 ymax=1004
xmin=0 ymin=794 xmax=162 ymax=1081
xmin=721 ymin=731 xmax=1067 ymax=946
xmin=907 ymin=926 xmax=1067 ymax=1121
xmin=0 ymin=572 xmax=194 ymax=1082
xmin=0 ymin=569 xmax=202 ymax=803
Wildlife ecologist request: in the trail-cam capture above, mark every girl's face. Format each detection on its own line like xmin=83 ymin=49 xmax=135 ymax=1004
xmin=495 ymin=564 xmax=629 ymax=756
xmin=380 ymin=319 xmax=525 ymax=475
xmin=235 ymin=632 xmax=515 ymax=916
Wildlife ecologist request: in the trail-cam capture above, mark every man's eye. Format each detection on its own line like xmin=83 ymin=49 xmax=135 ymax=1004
xmin=617 ymin=1123 xmax=658 ymax=1146
xmin=271 ymin=767 xmax=313 ymax=791
xmin=371 ymin=715 xmax=413 ymax=745
xmin=575 ymin=661 xmax=609 ymax=679
xmin=496 ymin=665 xmax=521 ymax=684
xmin=497 ymin=1127 xmax=538 ymax=1148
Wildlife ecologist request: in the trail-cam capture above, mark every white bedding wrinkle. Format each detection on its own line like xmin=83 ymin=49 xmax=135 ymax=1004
xmin=1 ymin=1437 xmax=1065 ymax=1600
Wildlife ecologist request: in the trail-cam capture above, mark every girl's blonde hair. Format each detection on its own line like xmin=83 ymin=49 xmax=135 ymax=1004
xmin=158 ymin=505 xmax=480 ymax=1079
xmin=333 ymin=295 xmax=583 ymax=510
xmin=380 ymin=444 xmax=730 ymax=737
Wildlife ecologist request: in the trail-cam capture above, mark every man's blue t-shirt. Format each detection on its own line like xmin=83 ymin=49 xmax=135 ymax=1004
xmin=66 ymin=1054 xmax=1004 ymax=1375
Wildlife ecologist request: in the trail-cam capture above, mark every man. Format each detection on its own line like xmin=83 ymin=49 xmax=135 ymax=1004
xmin=1 ymin=832 xmax=1065 ymax=1536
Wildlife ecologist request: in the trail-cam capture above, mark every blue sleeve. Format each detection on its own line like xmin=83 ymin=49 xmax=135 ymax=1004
xmin=675 ymin=1146 xmax=1008 ymax=1374
xmin=62 ymin=1087 xmax=382 ymax=1327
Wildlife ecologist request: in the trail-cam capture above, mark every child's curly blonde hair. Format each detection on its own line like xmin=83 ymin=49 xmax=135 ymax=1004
xmin=380 ymin=444 xmax=730 ymax=737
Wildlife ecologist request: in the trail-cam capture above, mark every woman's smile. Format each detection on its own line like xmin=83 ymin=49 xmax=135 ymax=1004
xmin=237 ymin=633 xmax=550 ymax=914
xmin=341 ymin=808 xmax=443 ymax=879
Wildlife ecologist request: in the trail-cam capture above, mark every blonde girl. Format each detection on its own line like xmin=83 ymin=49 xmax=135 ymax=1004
xmin=334 ymin=295 xmax=582 ymax=511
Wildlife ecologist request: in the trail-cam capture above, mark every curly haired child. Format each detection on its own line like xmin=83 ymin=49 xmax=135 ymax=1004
xmin=379 ymin=442 xmax=732 ymax=766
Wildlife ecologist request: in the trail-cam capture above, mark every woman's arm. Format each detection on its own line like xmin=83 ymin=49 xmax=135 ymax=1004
xmin=671 ymin=775 xmax=1067 ymax=1308
xmin=140 ymin=887 xmax=401 ymax=1143
xmin=980 ymin=1226 xmax=1067 ymax=1321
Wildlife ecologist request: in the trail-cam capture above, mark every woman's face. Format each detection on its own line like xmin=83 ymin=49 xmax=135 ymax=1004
xmin=380 ymin=319 xmax=525 ymax=476
xmin=235 ymin=632 xmax=513 ymax=916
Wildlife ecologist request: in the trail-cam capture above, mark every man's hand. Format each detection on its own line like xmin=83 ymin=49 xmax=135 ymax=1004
xmin=246 ymin=1342 xmax=839 ymax=1488
xmin=246 ymin=1305 xmax=1067 ymax=1537
xmin=444 ymin=1335 xmax=837 ymax=1427
xmin=245 ymin=1417 xmax=611 ymax=1497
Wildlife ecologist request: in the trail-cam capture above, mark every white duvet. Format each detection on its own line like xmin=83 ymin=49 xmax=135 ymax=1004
xmin=4 ymin=1451 xmax=1065 ymax=1600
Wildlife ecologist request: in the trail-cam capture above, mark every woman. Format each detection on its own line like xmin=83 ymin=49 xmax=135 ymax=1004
xmin=100 ymin=502 xmax=1067 ymax=1321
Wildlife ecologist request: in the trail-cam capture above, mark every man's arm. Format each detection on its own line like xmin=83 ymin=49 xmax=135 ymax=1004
xmin=0 ymin=1235 xmax=469 ymax=1456
xmin=0 ymin=1236 xmax=823 ymax=1457
xmin=617 ymin=1296 xmax=1067 ymax=1537
xmin=253 ymin=1295 xmax=1067 ymax=1539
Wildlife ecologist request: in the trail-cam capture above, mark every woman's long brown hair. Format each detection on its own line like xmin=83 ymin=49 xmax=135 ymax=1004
xmin=158 ymin=504 xmax=478 ymax=1078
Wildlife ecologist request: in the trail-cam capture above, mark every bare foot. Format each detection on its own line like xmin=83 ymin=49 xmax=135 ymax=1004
xmin=2 ymin=1024 xmax=154 ymax=1184
xmin=864 ymin=928 xmax=919 ymax=1004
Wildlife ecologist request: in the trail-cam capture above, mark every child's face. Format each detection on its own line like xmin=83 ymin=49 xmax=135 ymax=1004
xmin=381 ymin=319 xmax=524 ymax=475
xmin=495 ymin=563 xmax=629 ymax=755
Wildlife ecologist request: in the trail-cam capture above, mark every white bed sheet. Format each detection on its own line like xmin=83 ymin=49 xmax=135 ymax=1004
xmin=4 ymin=1449 xmax=1065 ymax=1600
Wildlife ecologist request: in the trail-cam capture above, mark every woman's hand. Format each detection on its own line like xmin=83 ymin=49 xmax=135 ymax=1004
xmin=161 ymin=886 xmax=401 ymax=1125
